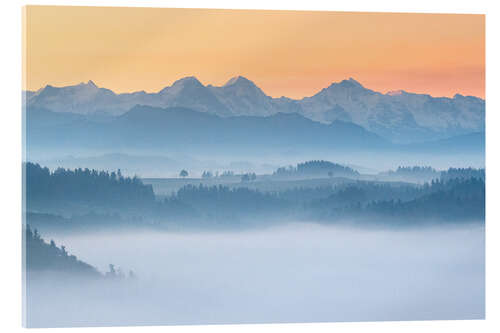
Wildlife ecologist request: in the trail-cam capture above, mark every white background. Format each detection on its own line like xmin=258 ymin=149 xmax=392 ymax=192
xmin=0 ymin=0 xmax=498 ymax=332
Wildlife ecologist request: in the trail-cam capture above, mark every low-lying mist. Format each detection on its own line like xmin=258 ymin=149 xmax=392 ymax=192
xmin=27 ymin=222 xmax=485 ymax=327
xmin=28 ymin=149 xmax=485 ymax=178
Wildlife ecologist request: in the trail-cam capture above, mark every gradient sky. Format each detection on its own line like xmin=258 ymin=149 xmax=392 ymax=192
xmin=23 ymin=6 xmax=485 ymax=99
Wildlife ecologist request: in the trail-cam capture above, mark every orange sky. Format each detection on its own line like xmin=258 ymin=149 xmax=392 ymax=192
xmin=23 ymin=6 xmax=485 ymax=99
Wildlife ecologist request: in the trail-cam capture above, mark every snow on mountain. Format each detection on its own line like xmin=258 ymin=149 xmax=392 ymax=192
xmin=27 ymin=80 xmax=121 ymax=114
xmin=386 ymin=90 xmax=405 ymax=96
xmin=296 ymin=79 xmax=484 ymax=142
xmin=25 ymin=76 xmax=485 ymax=143
xmin=157 ymin=76 xmax=232 ymax=116
xmin=208 ymin=76 xmax=278 ymax=116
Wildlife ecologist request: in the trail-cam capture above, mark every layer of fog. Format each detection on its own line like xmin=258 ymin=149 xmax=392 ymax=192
xmin=27 ymin=149 xmax=485 ymax=178
xmin=27 ymin=223 xmax=485 ymax=327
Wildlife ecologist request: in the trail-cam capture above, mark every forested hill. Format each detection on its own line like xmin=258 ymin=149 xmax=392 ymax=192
xmin=365 ymin=177 xmax=485 ymax=222
xmin=24 ymin=162 xmax=484 ymax=230
xmin=273 ymin=160 xmax=359 ymax=179
xmin=25 ymin=225 xmax=100 ymax=277
xmin=309 ymin=177 xmax=485 ymax=223
xmin=162 ymin=175 xmax=484 ymax=225
xmin=25 ymin=162 xmax=155 ymax=211
xmin=440 ymin=167 xmax=485 ymax=181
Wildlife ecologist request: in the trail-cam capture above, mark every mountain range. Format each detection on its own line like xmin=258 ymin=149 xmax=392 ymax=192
xmin=26 ymin=105 xmax=388 ymax=154
xmin=25 ymin=76 xmax=485 ymax=143
xmin=26 ymin=105 xmax=484 ymax=159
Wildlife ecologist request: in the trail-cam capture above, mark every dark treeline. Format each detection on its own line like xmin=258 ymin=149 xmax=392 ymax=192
xmin=263 ymin=181 xmax=420 ymax=205
xmin=440 ymin=167 xmax=485 ymax=181
xmin=163 ymin=176 xmax=484 ymax=225
xmin=306 ymin=182 xmax=421 ymax=208
xmin=273 ymin=160 xmax=359 ymax=179
xmin=309 ymin=177 xmax=485 ymax=223
xmin=365 ymin=177 xmax=485 ymax=222
xmin=393 ymin=166 xmax=437 ymax=174
xmin=25 ymin=224 xmax=133 ymax=279
xmin=25 ymin=224 xmax=100 ymax=277
xmin=378 ymin=166 xmax=439 ymax=181
xmin=25 ymin=163 xmax=485 ymax=229
xmin=377 ymin=166 xmax=485 ymax=184
xmin=166 ymin=184 xmax=292 ymax=223
xmin=26 ymin=162 xmax=155 ymax=210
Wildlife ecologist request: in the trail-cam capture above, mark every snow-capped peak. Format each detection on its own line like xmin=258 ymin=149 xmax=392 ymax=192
xmin=340 ymin=77 xmax=364 ymax=88
xmin=223 ymin=76 xmax=255 ymax=88
xmin=171 ymin=76 xmax=202 ymax=87
xmin=386 ymin=90 xmax=405 ymax=96
xmin=86 ymin=80 xmax=97 ymax=88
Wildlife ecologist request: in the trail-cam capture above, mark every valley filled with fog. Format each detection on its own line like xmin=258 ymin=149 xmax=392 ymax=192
xmin=27 ymin=223 xmax=484 ymax=327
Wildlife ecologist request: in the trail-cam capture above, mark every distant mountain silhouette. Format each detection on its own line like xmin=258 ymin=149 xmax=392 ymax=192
xmin=26 ymin=105 xmax=485 ymax=155
xmin=26 ymin=105 xmax=390 ymax=153
xmin=403 ymin=131 xmax=485 ymax=154
xmin=25 ymin=76 xmax=485 ymax=143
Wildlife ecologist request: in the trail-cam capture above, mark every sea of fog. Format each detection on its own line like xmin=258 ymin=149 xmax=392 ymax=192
xmin=27 ymin=222 xmax=485 ymax=327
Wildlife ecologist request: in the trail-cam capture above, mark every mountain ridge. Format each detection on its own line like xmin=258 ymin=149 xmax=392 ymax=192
xmin=25 ymin=76 xmax=485 ymax=103
xmin=26 ymin=105 xmax=484 ymax=158
xmin=26 ymin=105 xmax=391 ymax=153
xmin=25 ymin=76 xmax=485 ymax=143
